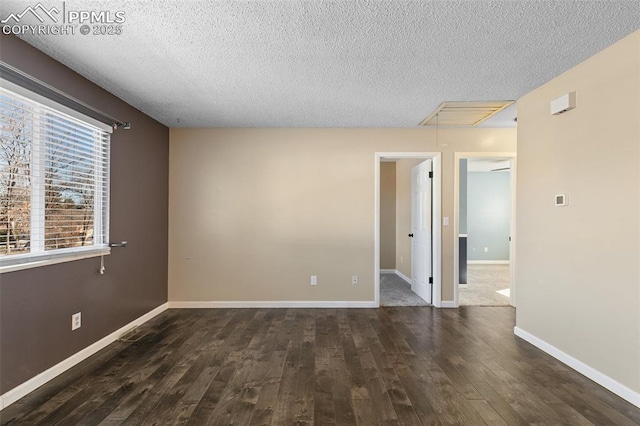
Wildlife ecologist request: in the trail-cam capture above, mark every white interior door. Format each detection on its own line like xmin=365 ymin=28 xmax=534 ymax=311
xmin=411 ymin=159 xmax=433 ymax=304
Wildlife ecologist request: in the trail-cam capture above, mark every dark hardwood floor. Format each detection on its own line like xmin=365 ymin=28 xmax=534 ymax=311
xmin=2 ymin=307 xmax=639 ymax=425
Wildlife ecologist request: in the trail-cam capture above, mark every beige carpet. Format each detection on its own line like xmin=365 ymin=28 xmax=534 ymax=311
xmin=459 ymin=264 xmax=510 ymax=306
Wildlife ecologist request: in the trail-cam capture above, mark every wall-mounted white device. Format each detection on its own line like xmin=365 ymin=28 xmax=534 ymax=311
xmin=555 ymin=194 xmax=568 ymax=207
xmin=551 ymin=92 xmax=576 ymax=115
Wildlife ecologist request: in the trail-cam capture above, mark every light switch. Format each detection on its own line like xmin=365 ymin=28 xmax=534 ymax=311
xmin=443 ymin=216 xmax=450 ymax=226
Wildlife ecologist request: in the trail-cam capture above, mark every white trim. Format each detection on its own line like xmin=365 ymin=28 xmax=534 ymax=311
xmin=432 ymin=156 xmax=442 ymax=307
xmin=453 ymin=152 xmax=517 ymax=309
xmin=0 ymin=79 xmax=113 ymax=133
xmin=374 ymin=158 xmax=381 ymax=308
xmin=508 ymin=158 xmax=517 ymax=307
xmin=395 ymin=270 xmax=412 ymax=285
xmin=374 ymin=151 xmax=438 ymax=159
xmin=168 ymin=301 xmax=377 ymax=309
xmin=467 ymin=260 xmax=510 ymax=265
xmin=440 ymin=301 xmax=457 ymax=308
xmin=378 ymin=268 xmax=412 ymax=284
xmin=514 ymin=326 xmax=640 ymax=408
xmin=0 ymin=83 xmax=112 ymax=274
xmin=0 ymin=248 xmax=111 ymax=274
xmin=378 ymin=269 xmax=411 ymax=284
xmin=374 ymin=152 xmax=442 ymax=308
xmin=0 ymin=303 xmax=168 ymax=411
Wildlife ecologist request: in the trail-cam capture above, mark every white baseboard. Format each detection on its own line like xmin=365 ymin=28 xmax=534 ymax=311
xmin=514 ymin=326 xmax=640 ymax=408
xmin=382 ymin=270 xmax=445 ymax=308
xmin=168 ymin=301 xmax=377 ymax=309
xmin=467 ymin=260 xmax=510 ymax=265
xmin=0 ymin=303 xmax=169 ymax=411
xmin=395 ymin=270 xmax=412 ymax=284
xmin=379 ymin=269 xmax=411 ymax=285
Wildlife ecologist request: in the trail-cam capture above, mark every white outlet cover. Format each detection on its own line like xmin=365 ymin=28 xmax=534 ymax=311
xmin=72 ymin=312 xmax=81 ymax=331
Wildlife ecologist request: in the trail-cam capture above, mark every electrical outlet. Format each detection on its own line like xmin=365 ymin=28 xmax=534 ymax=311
xmin=484 ymin=247 xmax=489 ymax=252
xmin=72 ymin=312 xmax=81 ymax=331
xmin=352 ymin=275 xmax=358 ymax=285
xmin=310 ymin=275 xmax=317 ymax=286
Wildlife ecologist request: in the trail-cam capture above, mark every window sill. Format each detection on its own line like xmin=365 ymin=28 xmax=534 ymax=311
xmin=0 ymin=247 xmax=111 ymax=274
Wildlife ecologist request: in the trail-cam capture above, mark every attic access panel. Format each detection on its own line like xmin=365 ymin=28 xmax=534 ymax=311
xmin=419 ymin=101 xmax=514 ymax=126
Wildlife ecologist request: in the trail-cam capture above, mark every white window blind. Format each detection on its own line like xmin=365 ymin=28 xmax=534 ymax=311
xmin=0 ymin=84 xmax=111 ymax=269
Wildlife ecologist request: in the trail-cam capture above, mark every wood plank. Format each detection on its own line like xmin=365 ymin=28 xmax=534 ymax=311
xmin=312 ymin=310 xmax=337 ymax=425
xmin=346 ymin=311 xmax=399 ymax=425
xmin=1 ymin=306 xmax=638 ymax=426
xmin=247 ymin=310 xmax=291 ymax=425
xmin=292 ymin=312 xmax=315 ymax=422
xmin=1 ymin=312 xmax=179 ymax=425
xmin=35 ymin=311 xmax=206 ymax=426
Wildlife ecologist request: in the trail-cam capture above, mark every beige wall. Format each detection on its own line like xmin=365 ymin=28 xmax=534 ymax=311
xmin=516 ymin=31 xmax=640 ymax=393
xmin=169 ymin=128 xmax=515 ymax=303
xmin=395 ymin=159 xmax=423 ymax=278
xmin=380 ymin=162 xmax=396 ymax=270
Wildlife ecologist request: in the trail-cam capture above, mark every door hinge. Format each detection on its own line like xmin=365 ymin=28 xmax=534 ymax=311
xmin=428 ymin=171 xmax=433 ymax=178
xmin=429 ymin=277 xmax=433 ymax=284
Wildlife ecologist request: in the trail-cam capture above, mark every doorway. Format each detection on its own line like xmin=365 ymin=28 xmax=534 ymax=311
xmin=454 ymin=153 xmax=516 ymax=307
xmin=375 ymin=152 xmax=442 ymax=308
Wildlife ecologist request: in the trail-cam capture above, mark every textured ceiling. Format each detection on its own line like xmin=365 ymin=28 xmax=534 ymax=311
xmin=2 ymin=1 xmax=639 ymax=128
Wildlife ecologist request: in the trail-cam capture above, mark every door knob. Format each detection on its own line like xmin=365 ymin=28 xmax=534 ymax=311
xmin=408 ymin=233 xmax=414 ymax=238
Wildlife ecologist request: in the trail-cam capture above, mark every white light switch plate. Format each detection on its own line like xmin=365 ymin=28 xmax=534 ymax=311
xmin=72 ymin=312 xmax=81 ymax=331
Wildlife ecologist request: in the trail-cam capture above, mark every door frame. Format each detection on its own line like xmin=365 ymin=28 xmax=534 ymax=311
xmin=374 ymin=152 xmax=442 ymax=308
xmin=453 ymin=152 xmax=517 ymax=307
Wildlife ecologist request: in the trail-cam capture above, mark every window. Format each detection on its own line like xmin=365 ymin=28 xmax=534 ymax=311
xmin=0 ymin=84 xmax=110 ymax=270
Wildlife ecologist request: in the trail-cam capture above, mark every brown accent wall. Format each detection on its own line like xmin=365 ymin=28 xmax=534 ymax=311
xmin=0 ymin=34 xmax=169 ymax=394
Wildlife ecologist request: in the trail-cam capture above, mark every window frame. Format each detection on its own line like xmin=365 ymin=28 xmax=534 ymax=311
xmin=0 ymin=79 xmax=111 ymax=273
